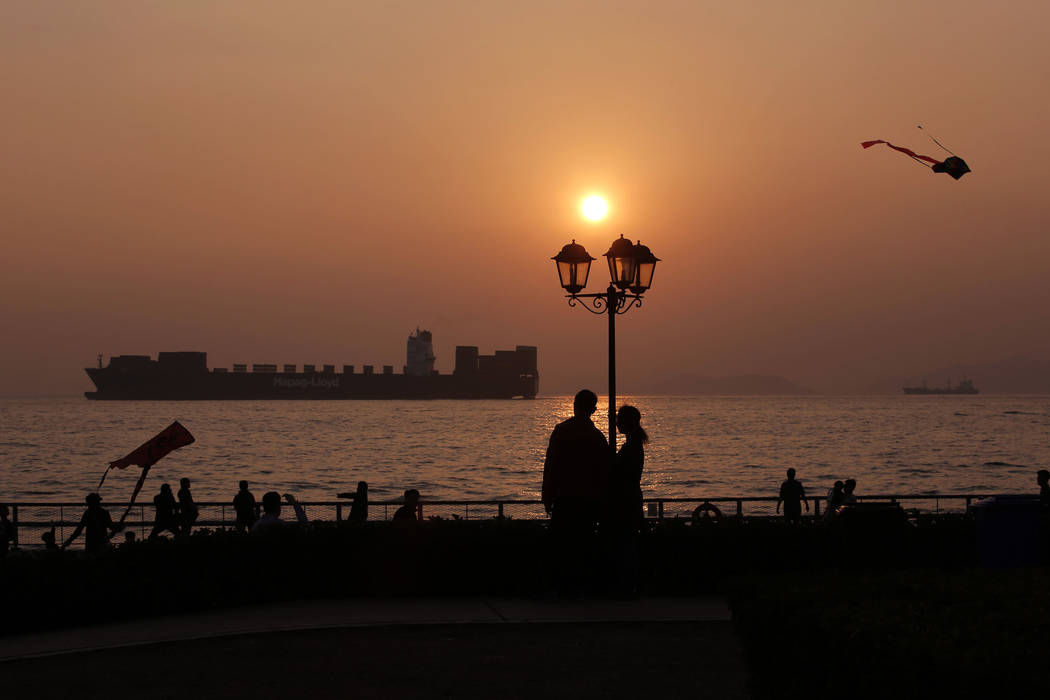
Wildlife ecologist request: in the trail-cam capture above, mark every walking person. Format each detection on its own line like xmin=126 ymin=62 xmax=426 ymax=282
xmin=62 ymin=493 xmax=122 ymax=553
xmin=233 ymin=480 xmax=257 ymax=533
xmin=149 ymin=483 xmax=180 ymax=540
xmin=776 ymin=468 xmax=809 ymax=524
xmin=606 ymin=405 xmax=648 ymax=596
xmin=177 ymin=477 xmax=199 ymax=535
xmin=541 ymin=389 xmax=609 ymax=595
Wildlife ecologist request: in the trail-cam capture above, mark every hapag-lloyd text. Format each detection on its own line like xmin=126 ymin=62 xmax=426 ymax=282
xmin=273 ymin=376 xmax=340 ymax=389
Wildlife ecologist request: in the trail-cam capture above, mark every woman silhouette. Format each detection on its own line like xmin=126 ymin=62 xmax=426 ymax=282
xmin=607 ymin=405 xmax=649 ymax=596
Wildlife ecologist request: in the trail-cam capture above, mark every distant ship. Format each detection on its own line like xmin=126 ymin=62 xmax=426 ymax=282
xmin=85 ymin=330 xmax=538 ymax=400
xmin=902 ymin=378 xmax=979 ymax=395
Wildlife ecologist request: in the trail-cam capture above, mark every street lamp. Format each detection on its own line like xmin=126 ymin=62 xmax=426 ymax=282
xmin=551 ymin=236 xmax=660 ymax=448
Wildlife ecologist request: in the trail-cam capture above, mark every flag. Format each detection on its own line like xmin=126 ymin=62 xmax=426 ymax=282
xmin=97 ymin=421 xmax=195 ymax=523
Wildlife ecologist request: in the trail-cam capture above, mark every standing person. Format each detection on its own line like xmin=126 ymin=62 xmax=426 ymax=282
xmin=233 ymin=480 xmax=257 ymax=533
xmin=607 ymin=405 xmax=649 ymax=596
xmin=1038 ymin=470 xmax=1050 ymax=507
xmin=337 ymin=481 xmax=369 ymax=523
xmin=776 ymin=468 xmax=809 ymax=524
xmin=62 ymin=493 xmax=122 ymax=553
xmin=350 ymin=481 xmax=369 ymax=523
xmin=541 ymin=389 xmax=609 ymax=595
xmin=177 ymin=477 xmax=199 ymax=534
xmin=149 ymin=483 xmax=180 ymax=540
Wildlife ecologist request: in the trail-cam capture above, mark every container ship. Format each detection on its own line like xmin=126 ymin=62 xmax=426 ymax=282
xmin=85 ymin=330 xmax=538 ymax=400
xmin=902 ymin=378 xmax=979 ymax=395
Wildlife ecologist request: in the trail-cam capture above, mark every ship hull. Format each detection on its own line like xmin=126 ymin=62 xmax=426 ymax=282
xmin=902 ymin=388 xmax=979 ymax=395
xmin=85 ymin=347 xmax=539 ymax=400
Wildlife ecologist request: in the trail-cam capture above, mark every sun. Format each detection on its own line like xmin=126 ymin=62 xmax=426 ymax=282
xmin=581 ymin=195 xmax=609 ymax=221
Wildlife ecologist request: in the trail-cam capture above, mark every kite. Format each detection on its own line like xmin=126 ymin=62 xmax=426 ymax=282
xmin=97 ymin=420 xmax=196 ymax=524
xmin=861 ymin=126 xmax=970 ymax=180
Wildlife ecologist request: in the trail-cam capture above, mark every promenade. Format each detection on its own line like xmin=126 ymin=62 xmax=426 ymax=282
xmin=1 ymin=597 xmax=748 ymax=699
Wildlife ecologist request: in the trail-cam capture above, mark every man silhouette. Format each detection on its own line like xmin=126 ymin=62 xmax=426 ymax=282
xmin=233 ymin=480 xmax=257 ymax=532
xmin=542 ymin=389 xmax=609 ymax=594
xmin=776 ymin=468 xmax=809 ymax=524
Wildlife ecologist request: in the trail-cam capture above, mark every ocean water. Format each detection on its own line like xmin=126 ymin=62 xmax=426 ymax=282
xmin=1 ymin=396 xmax=1048 ymax=506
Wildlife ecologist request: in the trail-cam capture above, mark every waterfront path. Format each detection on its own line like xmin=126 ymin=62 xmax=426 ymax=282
xmin=1 ymin=597 xmax=747 ymax=699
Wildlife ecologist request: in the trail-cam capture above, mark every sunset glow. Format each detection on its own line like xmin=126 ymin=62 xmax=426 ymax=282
xmin=581 ymin=195 xmax=609 ymax=221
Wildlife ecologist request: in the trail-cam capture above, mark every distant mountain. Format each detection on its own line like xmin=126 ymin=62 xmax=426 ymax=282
xmin=867 ymin=356 xmax=1050 ymax=394
xmin=641 ymin=373 xmax=812 ymax=396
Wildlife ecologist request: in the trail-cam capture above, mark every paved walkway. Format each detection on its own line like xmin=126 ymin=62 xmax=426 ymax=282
xmin=0 ymin=596 xmax=732 ymax=661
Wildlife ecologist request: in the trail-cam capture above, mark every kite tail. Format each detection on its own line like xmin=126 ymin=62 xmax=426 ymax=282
xmin=861 ymin=139 xmax=941 ymax=167
xmin=917 ymin=125 xmax=957 ymax=156
xmin=97 ymin=465 xmax=112 ymax=492
xmin=118 ymin=465 xmax=152 ymax=525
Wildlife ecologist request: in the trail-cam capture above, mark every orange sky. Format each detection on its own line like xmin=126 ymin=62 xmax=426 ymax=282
xmin=2 ymin=1 xmax=1049 ymax=396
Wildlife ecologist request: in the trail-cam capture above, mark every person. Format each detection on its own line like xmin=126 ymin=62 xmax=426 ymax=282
xmin=541 ymin=389 xmax=610 ymax=594
xmin=42 ymin=524 xmax=58 ymax=550
xmin=776 ymin=468 xmax=809 ymax=524
xmin=350 ymin=481 xmax=369 ymax=523
xmin=62 ymin=493 xmax=122 ymax=553
xmin=251 ymin=491 xmax=309 ymax=532
xmin=0 ymin=504 xmax=13 ymax=558
xmin=825 ymin=480 xmax=845 ymax=520
xmin=337 ymin=481 xmax=369 ymax=523
xmin=233 ymin=480 xmax=257 ymax=532
xmin=177 ymin=477 xmax=199 ymax=534
xmin=606 ymin=405 xmax=649 ymax=596
xmin=393 ymin=489 xmax=421 ymax=522
xmin=149 ymin=484 xmax=180 ymax=540
xmin=842 ymin=478 xmax=858 ymax=505
xmin=1038 ymin=470 xmax=1050 ymax=507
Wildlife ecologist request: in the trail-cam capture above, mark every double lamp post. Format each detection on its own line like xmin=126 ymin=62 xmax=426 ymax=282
xmin=551 ymin=235 xmax=660 ymax=448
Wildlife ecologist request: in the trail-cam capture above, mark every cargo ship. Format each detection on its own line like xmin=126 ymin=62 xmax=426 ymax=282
xmin=902 ymin=378 xmax=979 ymax=395
xmin=85 ymin=330 xmax=538 ymax=400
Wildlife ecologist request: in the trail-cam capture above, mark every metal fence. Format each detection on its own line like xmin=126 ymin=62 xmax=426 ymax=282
xmin=2 ymin=493 xmax=995 ymax=550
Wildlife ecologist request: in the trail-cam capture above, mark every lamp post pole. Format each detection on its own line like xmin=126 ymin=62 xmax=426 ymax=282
xmin=606 ymin=284 xmax=617 ymax=448
xmin=551 ymin=236 xmax=659 ymax=451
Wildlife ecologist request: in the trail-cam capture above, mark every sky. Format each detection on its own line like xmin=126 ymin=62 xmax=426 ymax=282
xmin=2 ymin=0 xmax=1049 ymax=396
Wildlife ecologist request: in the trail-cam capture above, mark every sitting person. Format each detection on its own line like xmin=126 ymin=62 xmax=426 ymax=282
xmin=251 ymin=491 xmax=309 ymax=532
xmin=393 ymin=489 xmax=421 ymax=522
xmin=825 ymin=480 xmax=845 ymax=519
xmin=42 ymin=524 xmax=59 ymax=550
xmin=842 ymin=478 xmax=858 ymax=505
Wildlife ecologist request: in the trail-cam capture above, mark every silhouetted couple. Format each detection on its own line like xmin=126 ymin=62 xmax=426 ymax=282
xmin=149 ymin=478 xmax=198 ymax=539
xmin=542 ymin=389 xmax=648 ymax=596
xmin=825 ymin=478 xmax=857 ymax=519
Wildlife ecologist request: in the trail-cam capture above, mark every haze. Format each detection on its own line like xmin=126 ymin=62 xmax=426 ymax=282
xmin=3 ymin=1 xmax=1049 ymax=397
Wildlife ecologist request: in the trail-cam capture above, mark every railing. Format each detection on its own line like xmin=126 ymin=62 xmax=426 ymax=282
xmin=1 ymin=493 xmax=997 ymax=550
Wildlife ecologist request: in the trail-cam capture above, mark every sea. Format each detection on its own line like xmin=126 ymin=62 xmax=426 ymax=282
xmin=2 ymin=395 xmax=1048 ymax=507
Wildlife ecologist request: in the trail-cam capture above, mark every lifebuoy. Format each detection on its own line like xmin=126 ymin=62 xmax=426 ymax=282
xmin=691 ymin=501 xmax=724 ymax=522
